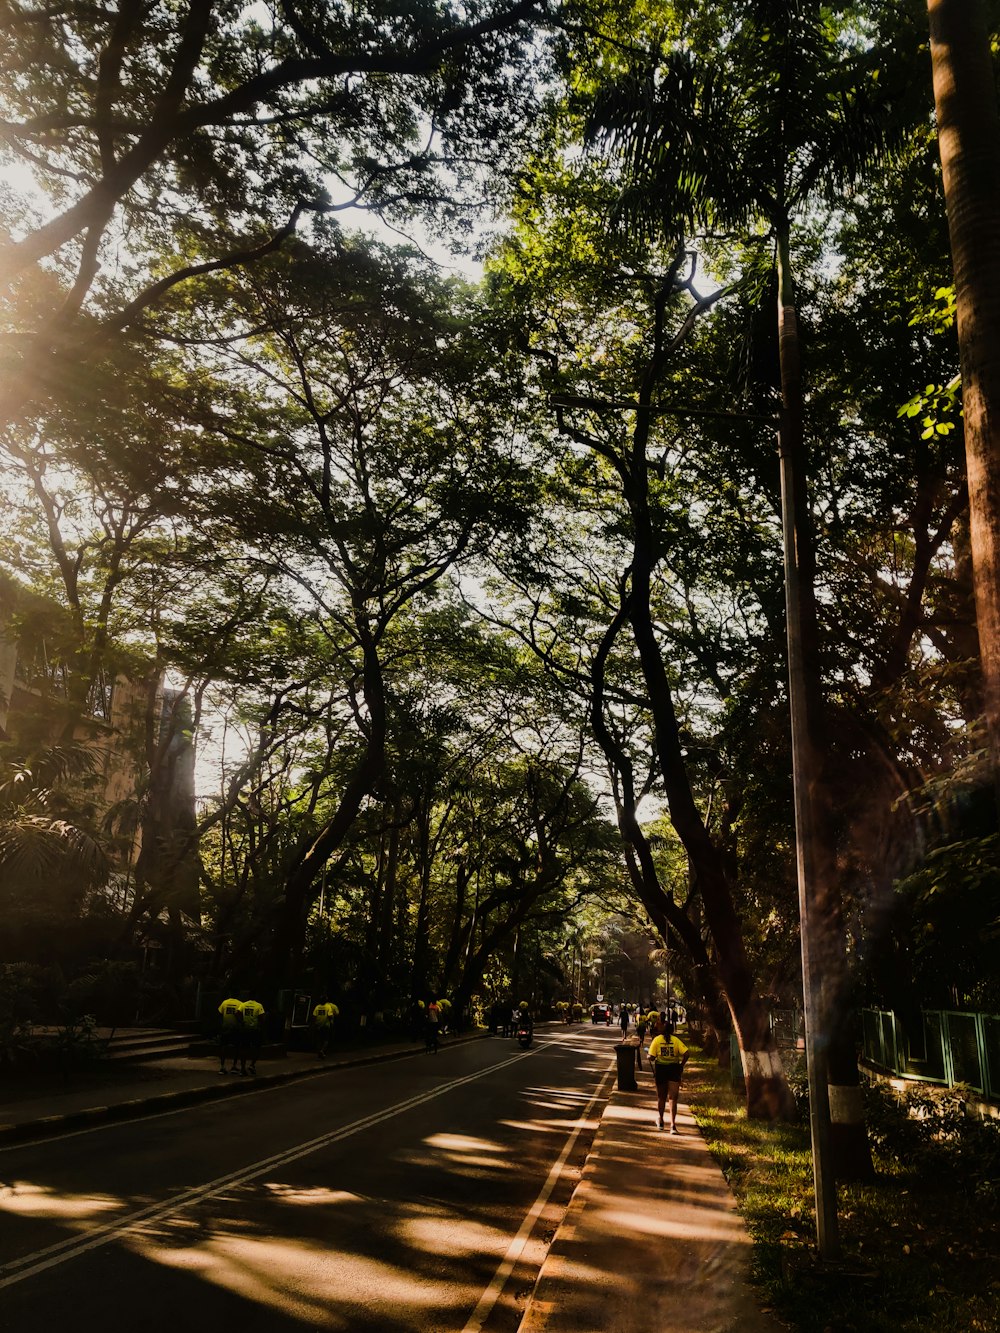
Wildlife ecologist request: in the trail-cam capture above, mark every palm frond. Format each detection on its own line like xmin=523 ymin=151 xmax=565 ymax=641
xmin=586 ymin=49 xmax=759 ymax=242
xmin=584 ymin=2 xmax=910 ymax=243
xmin=0 ymin=743 xmax=98 ymax=807
xmin=0 ymin=816 xmax=111 ymax=885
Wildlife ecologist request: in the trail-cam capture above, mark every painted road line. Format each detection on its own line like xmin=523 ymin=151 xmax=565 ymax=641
xmin=0 ymin=1042 xmax=552 ymax=1288
xmin=0 ymin=1034 xmax=495 ymax=1153
xmin=460 ymin=1058 xmax=616 ymax=1333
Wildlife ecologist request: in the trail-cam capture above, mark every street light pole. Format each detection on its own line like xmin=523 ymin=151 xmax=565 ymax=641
xmin=777 ymin=233 xmax=839 ymax=1260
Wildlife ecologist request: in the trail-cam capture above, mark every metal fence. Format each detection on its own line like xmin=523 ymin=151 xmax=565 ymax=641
xmin=861 ymin=1008 xmax=1000 ymax=1102
xmin=728 ymin=1007 xmax=1000 ymax=1103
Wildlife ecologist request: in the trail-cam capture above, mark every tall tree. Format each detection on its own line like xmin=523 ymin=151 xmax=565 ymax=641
xmin=926 ymin=0 xmax=1000 ymax=793
xmin=175 ymin=234 xmax=540 ymax=985
xmin=490 ymin=177 xmax=796 ymax=1112
xmin=578 ymin=0 xmax=909 ymax=1176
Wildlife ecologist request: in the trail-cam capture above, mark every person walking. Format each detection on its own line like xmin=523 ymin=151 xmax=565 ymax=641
xmin=312 ymin=996 xmax=338 ymax=1058
xmin=425 ymin=998 xmax=441 ymax=1053
xmin=648 ymin=1020 xmax=689 ymax=1133
xmin=217 ymin=992 xmax=243 ymax=1074
xmin=239 ymin=994 xmax=266 ymax=1075
xmin=619 ymin=1005 xmax=630 ymax=1037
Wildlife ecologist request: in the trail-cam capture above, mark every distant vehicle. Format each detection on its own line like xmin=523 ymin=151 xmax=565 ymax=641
xmin=591 ymin=1003 xmax=611 ymax=1025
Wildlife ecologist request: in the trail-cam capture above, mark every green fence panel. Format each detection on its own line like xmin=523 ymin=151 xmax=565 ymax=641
xmin=861 ymin=1010 xmax=882 ymax=1067
xmin=944 ymin=1012 xmax=985 ymax=1092
xmin=983 ymin=1016 xmax=1000 ymax=1100
xmin=879 ymin=1010 xmax=899 ymax=1073
xmin=917 ymin=1011 xmax=947 ymax=1083
xmin=770 ymin=1008 xmax=804 ymax=1048
xmin=793 ymin=1008 xmax=998 ymax=1102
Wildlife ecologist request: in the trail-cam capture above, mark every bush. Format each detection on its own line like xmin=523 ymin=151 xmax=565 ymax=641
xmin=50 ymin=1013 xmax=107 ymax=1070
xmin=64 ymin=960 xmax=141 ymax=1027
xmin=781 ymin=1051 xmax=809 ymax=1121
xmin=864 ymin=1078 xmax=1000 ymax=1209
xmin=0 ymin=962 xmax=67 ymax=1068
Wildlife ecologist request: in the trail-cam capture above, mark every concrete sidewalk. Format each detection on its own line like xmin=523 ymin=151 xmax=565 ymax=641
xmin=520 ymin=1075 xmax=785 ymax=1333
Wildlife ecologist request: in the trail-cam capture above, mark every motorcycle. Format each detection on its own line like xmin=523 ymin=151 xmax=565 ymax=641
xmin=516 ymin=1024 xmax=533 ymax=1049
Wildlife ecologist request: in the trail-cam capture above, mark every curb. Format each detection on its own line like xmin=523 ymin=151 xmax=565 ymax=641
xmin=0 ymin=1030 xmax=489 ymax=1148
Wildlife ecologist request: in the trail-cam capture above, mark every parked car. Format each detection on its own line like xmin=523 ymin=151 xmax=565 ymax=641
xmin=591 ymin=1003 xmax=611 ymax=1024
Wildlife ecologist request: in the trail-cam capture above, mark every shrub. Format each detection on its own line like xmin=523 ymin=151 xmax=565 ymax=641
xmin=864 ymin=1078 xmax=1000 ymax=1209
xmin=64 ymin=960 xmax=141 ymax=1027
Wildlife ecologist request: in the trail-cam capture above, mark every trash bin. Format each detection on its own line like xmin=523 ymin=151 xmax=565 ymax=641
xmin=614 ymin=1042 xmax=637 ymax=1091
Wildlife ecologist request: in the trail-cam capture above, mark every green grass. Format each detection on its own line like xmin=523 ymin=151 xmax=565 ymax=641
xmin=686 ymin=1049 xmax=1000 ymax=1333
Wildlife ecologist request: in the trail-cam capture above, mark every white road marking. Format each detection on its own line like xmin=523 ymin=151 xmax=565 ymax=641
xmin=0 ymin=1035 xmax=557 ymax=1153
xmin=459 ymin=1060 xmax=615 ymax=1333
xmin=0 ymin=1046 xmax=540 ymax=1289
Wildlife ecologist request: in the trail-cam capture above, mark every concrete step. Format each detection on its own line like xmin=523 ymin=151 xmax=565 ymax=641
xmin=104 ymin=1031 xmax=194 ymax=1061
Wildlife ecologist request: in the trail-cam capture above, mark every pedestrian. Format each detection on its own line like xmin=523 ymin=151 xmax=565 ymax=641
xmin=648 ymin=1020 xmax=689 ymax=1133
xmin=312 ymin=995 xmax=338 ymax=1058
xmin=619 ymin=1005 xmax=630 ymax=1037
xmin=425 ymin=998 xmax=441 ymax=1053
xmin=239 ymin=993 xmax=266 ymax=1076
xmin=217 ymin=991 xmax=243 ymax=1074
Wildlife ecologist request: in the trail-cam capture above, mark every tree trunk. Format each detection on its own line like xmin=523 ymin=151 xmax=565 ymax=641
xmin=440 ymin=861 xmax=473 ymax=993
xmin=627 ymin=487 xmax=791 ymax=1119
xmin=588 ymin=603 xmax=732 ymax=1051
xmin=411 ymin=797 xmax=433 ymax=1004
xmin=929 ymin=0 xmax=1000 ymax=798
xmin=373 ymin=805 xmax=401 ymax=1011
xmin=244 ymin=625 xmax=387 ymax=990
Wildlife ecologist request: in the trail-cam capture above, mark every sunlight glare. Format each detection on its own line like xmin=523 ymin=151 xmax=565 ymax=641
xmin=132 ymin=1232 xmax=471 ymax=1327
xmin=0 ymin=1180 xmax=122 ymax=1222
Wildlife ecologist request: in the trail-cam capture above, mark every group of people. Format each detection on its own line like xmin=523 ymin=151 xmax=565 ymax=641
xmin=217 ymin=987 xmax=685 ymax=1133
xmin=217 ymin=992 xmax=267 ymax=1076
xmin=620 ymin=1004 xmax=689 ymax=1133
xmin=218 ymin=991 xmax=343 ymax=1072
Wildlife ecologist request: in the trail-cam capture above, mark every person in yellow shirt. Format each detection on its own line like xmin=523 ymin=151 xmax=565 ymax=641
xmin=647 ymin=1021 xmax=689 ymax=1133
xmin=312 ymin=997 xmax=339 ymax=1057
xmin=239 ymin=996 xmax=266 ymax=1076
xmin=217 ymin=994 xmax=243 ymax=1074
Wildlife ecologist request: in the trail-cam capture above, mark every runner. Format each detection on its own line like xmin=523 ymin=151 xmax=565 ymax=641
xmin=647 ymin=1020 xmax=689 ymax=1133
xmin=312 ymin=996 xmax=339 ymax=1058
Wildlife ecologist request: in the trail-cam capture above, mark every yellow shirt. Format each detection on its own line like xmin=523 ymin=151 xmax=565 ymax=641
xmin=648 ymin=1033 xmax=688 ymax=1065
xmin=218 ymin=997 xmax=243 ymax=1028
xmin=240 ymin=1000 xmax=265 ymax=1028
xmin=313 ymin=1002 xmax=338 ymax=1025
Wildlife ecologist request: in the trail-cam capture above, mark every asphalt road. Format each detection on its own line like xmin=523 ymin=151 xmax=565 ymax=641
xmin=0 ymin=1025 xmax=618 ymax=1333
